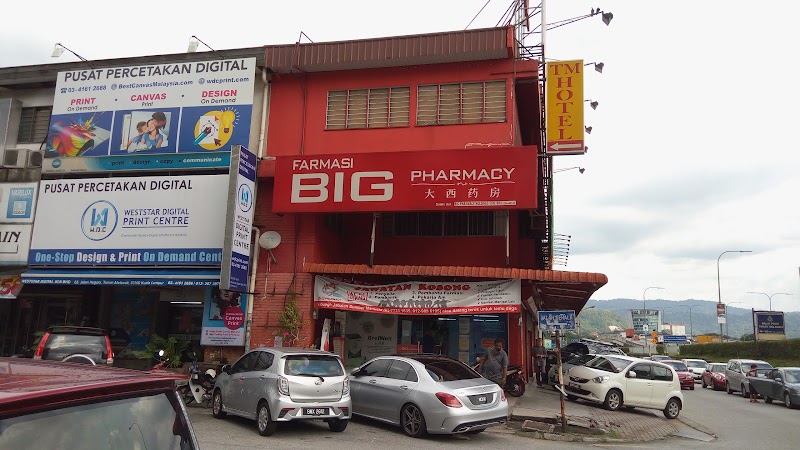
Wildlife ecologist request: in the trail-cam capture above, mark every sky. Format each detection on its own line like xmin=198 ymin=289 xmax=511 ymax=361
xmin=2 ymin=1 xmax=798 ymax=311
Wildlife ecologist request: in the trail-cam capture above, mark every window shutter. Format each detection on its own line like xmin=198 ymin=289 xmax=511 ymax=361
xmin=461 ymin=82 xmax=484 ymax=123
xmin=484 ymin=81 xmax=506 ymax=122
xmin=389 ymin=87 xmax=410 ymax=127
xmin=346 ymin=89 xmax=368 ymax=129
xmin=326 ymin=91 xmax=347 ymax=130
xmin=416 ymin=85 xmax=438 ymax=126
xmin=368 ymin=88 xmax=389 ymax=128
xmin=16 ymin=106 xmax=52 ymax=144
xmin=438 ymin=84 xmax=460 ymax=125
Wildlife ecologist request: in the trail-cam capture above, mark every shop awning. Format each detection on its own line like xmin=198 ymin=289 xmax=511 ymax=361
xmin=303 ymin=263 xmax=607 ymax=313
xmin=21 ymin=268 xmax=220 ymax=287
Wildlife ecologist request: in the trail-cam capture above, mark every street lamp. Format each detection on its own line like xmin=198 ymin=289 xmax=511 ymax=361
xmin=675 ymin=305 xmax=698 ymax=339
xmin=553 ymin=166 xmax=585 ymax=174
xmin=643 ymin=286 xmax=665 ymax=310
xmin=746 ymin=292 xmax=793 ymax=312
xmin=717 ymin=250 xmax=752 ymax=343
xmin=725 ymin=301 xmax=743 ymax=340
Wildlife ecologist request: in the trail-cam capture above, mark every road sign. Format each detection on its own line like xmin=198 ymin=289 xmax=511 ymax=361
xmin=545 ymin=60 xmax=585 ymax=155
xmin=538 ymin=310 xmax=576 ymax=331
xmin=662 ymin=335 xmax=688 ymax=344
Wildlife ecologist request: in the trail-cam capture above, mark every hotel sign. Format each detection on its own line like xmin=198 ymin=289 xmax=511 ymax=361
xmin=273 ymin=146 xmax=537 ymax=213
xmin=546 ymin=60 xmax=585 ymax=155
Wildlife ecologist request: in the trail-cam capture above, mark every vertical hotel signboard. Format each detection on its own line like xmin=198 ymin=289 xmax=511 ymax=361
xmin=546 ymin=60 xmax=585 ymax=155
xmin=220 ymin=145 xmax=256 ymax=292
xmin=44 ymin=58 xmax=254 ymax=173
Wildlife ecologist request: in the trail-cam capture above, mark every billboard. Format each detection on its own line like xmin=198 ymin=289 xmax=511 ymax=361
xmin=628 ymin=309 xmax=662 ymax=335
xmin=0 ymin=225 xmax=32 ymax=266
xmin=44 ymin=58 xmax=255 ymax=173
xmin=29 ymin=175 xmax=228 ymax=266
xmin=201 ymin=287 xmax=248 ymax=346
xmin=0 ymin=183 xmax=38 ymax=223
xmin=546 ymin=60 xmax=585 ymax=155
xmin=273 ymin=146 xmax=538 ymax=213
xmin=537 ymin=310 xmax=576 ymax=332
xmin=753 ymin=311 xmax=786 ymax=341
xmin=220 ymin=146 xmax=257 ymax=292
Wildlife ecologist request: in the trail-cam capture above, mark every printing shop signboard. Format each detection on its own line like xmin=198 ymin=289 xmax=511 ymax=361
xmin=29 ymin=175 xmax=228 ymax=266
xmin=44 ymin=58 xmax=254 ymax=173
xmin=314 ymin=276 xmax=521 ymax=315
xmin=273 ymin=146 xmax=538 ymax=213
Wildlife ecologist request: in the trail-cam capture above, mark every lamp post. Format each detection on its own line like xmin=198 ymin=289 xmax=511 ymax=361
xmin=643 ymin=286 xmax=665 ymax=310
xmin=717 ymin=250 xmax=752 ymax=343
xmin=746 ymin=292 xmax=793 ymax=312
xmin=553 ymin=166 xmax=585 ymax=174
xmin=675 ymin=305 xmax=698 ymax=339
xmin=725 ymin=301 xmax=743 ymax=341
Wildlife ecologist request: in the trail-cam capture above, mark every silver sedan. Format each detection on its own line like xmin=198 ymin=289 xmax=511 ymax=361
xmin=349 ymin=354 xmax=508 ymax=437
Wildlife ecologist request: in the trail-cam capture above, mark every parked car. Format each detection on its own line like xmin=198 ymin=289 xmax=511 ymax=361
xmin=548 ymin=353 xmax=596 ymax=388
xmin=212 ymin=348 xmax=351 ymax=436
xmin=564 ymin=355 xmax=684 ymax=419
xmin=747 ymin=367 xmax=800 ymax=408
xmin=649 ymin=355 xmax=672 ymax=362
xmin=662 ymin=360 xmax=695 ymax=390
xmin=32 ymin=326 xmax=114 ymax=365
xmin=0 ymin=357 xmax=198 ymax=449
xmin=725 ymin=359 xmax=773 ymax=397
xmin=349 ymin=354 xmax=508 ymax=437
xmin=701 ymin=363 xmax=728 ymax=390
xmin=681 ymin=358 xmax=708 ymax=381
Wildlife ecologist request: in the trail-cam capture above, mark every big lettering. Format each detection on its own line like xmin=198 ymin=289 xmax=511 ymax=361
xmin=290 ymin=171 xmax=394 ymax=204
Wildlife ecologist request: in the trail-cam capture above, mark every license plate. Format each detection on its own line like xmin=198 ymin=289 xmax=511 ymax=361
xmin=303 ymin=407 xmax=329 ymax=416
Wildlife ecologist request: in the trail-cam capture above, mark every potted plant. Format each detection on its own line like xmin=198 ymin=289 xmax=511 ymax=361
xmin=134 ymin=334 xmax=188 ymax=372
xmin=278 ymin=291 xmax=305 ymax=347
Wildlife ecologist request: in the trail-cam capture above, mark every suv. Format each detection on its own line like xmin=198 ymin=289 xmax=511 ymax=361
xmin=0 ymin=357 xmax=198 ymax=449
xmin=212 ymin=348 xmax=351 ymax=436
xmin=33 ymin=326 xmax=114 ymax=365
xmin=725 ymin=359 xmax=773 ymax=397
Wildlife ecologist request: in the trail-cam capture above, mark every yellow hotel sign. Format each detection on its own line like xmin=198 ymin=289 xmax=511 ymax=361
xmin=546 ymin=60 xmax=585 ymax=154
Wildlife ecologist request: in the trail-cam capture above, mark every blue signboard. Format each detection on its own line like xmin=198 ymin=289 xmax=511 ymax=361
xmin=220 ymin=146 xmax=257 ymax=292
xmin=663 ymin=335 xmax=688 ymax=344
xmin=538 ymin=310 xmax=576 ymax=331
xmin=754 ymin=311 xmax=785 ymax=335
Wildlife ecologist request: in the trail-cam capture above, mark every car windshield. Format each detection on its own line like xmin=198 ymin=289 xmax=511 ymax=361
xmin=42 ymin=334 xmax=107 ymax=361
xmin=784 ymin=370 xmax=800 ymax=383
xmin=684 ymin=360 xmax=706 ymax=368
xmin=709 ymin=364 xmax=726 ymax=373
xmin=414 ymin=357 xmax=481 ymax=381
xmin=585 ymin=356 xmax=630 ymax=373
xmin=664 ymin=361 xmax=688 ymax=371
xmin=747 ymin=362 xmax=772 ymax=370
xmin=284 ymin=355 xmax=344 ymax=377
xmin=0 ymin=392 xmax=196 ymax=449
xmin=566 ymin=354 xmax=595 ymax=366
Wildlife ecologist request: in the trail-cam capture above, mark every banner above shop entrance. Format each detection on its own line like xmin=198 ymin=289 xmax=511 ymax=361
xmin=314 ymin=276 xmax=520 ymax=315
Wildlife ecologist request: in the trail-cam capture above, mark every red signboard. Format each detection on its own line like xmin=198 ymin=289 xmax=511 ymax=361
xmin=272 ymin=147 xmax=538 ymax=213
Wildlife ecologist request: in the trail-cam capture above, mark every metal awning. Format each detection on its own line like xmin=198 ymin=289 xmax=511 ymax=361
xmin=21 ymin=268 xmax=220 ymax=287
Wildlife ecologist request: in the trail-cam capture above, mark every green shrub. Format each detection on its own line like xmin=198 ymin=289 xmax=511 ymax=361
xmin=678 ymin=339 xmax=800 ymax=366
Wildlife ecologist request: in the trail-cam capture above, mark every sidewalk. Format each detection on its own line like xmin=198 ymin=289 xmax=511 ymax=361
xmin=507 ymin=382 xmax=679 ymax=442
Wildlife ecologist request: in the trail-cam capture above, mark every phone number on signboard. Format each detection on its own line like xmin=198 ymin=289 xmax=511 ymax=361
xmin=60 ymin=85 xmax=107 ymax=93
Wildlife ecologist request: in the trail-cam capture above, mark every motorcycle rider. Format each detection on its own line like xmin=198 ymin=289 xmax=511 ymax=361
xmin=477 ymin=338 xmax=509 ymax=386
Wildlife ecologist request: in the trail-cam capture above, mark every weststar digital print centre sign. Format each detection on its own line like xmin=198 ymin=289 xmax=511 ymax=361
xmin=29 ymin=175 xmax=228 ymax=266
xmin=272 ymin=146 xmax=537 ymax=213
xmin=44 ymin=58 xmax=254 ymax=173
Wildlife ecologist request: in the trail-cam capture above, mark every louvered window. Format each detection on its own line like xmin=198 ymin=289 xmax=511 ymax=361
xmin=382 ymin=211 xmax=502 ymax=237
xmin=326 ymin=87 xmax=410 ymax=130
xmin=16 ymin=106 xmax=52 ymax=144
xmin=416 ymin=81 xmax=506 ymax=126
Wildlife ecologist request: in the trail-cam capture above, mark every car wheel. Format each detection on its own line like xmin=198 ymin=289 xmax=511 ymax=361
xmin=327 ymin=418 xmax=348 ymax=432
xmin=257 ymin=401 xmax=277 ymax=436
xmin=507 ymin=379 xmax=525 ymax=397
xmin=603 ymin=389 xmax=623 ymax=411
xmin=701 ymin=379 xmax=707 ymax=389
xmin=786 ymin=393 xmax=795 ymax=409
xmin=765 ymin=396 xmax=773 ymax=404
xmin=726 ymin=382 xmax=733 ymax=394
xmin=211 ymin=390 xmax=226 ymax=419
xmin=663 ymin=397 xmax=681 ymax=419
xmin=741 ymin=384 xmax=749 ymax=399
xmin=400 ymin=403 xmax=427 ymax=438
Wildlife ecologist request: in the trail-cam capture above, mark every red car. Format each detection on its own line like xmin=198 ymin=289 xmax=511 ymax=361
xmin=0 ymin=357 xmax=199 ymax=449
xmin=663 ymin=360 xmax=695 ymax=390
xmin=701 ymin=362 xmax=727 ymax=390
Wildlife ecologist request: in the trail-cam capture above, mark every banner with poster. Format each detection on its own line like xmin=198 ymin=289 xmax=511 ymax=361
xmin=315 ymin=276 xmax=521 ymax=315
xmin=44 ymin=58 xmax=254 ymax=173
xmin=344 ymin=312 xmax=397 ymax=366
xmin=201 ymin=287 xmax=248 ymax=346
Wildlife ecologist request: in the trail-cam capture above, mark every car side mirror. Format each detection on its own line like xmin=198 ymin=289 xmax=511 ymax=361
xmin=627 ymin=371 xmax=637 ymax=378
xmin=351 ymin=368 xmax=364 ymax=377
xmin=221 ymin=364 xmax=232 ymax=375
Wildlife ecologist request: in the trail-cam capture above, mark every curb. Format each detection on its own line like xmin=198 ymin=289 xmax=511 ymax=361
xmin=677 ymin=415 xmax=718 ymax=438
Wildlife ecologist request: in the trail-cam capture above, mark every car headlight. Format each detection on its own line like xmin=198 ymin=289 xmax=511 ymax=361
xmin=592 ymin=375 xmax=610 ymax=383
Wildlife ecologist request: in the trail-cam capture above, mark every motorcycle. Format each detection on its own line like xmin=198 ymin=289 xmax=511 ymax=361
xmin=178 ymin=353 xmax=216 ymax=407
xmin=471 ymin=359 xmax=526 ymax=397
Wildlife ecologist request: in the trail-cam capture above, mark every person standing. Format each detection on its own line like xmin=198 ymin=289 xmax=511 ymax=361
xmin=480 ymin=339 xmax=509 ymax=386
xmin=746 ymin=364 xmax=760 ymax=402
xmin=533 ymin=338 xmax=547 ymax=387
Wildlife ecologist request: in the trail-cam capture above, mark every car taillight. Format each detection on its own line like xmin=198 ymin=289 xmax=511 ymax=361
xmin=435 ymin=392 xmax=463 ymax=408
xmin=278 ymin=376 xmax=290 ymax=396
xmin=500 ymin=390 xmax=507 ymax=402
xmin=342 ymin=377 xmax=350 ymax=395
xmin=33 ymin=332 xmax=50 ymax=359
xmin=105 ymin=336 xmax=114 ymax=365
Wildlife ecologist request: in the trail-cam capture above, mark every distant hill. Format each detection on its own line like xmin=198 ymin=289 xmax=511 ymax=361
xmin=583 ymin=299 xmax=800 ymax=340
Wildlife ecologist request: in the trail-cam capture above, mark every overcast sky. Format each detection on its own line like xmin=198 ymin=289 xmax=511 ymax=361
xmin=2 ymin=1 xmax=798 ymax=311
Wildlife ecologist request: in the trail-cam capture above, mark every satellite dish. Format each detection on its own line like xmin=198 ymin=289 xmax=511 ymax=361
xmin=259 ymin=231 xmax=282 ymax=250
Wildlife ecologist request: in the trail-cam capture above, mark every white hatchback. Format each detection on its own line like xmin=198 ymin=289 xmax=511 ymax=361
xmin=565 ymin=355 xmax=684 ymax=419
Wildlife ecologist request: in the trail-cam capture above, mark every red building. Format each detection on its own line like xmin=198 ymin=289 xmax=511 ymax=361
xmin=248 ymin=26 xmax=607 ymax=376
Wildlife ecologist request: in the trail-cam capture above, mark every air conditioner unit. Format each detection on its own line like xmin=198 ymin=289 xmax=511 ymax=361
xmin=2 ymin=148 xmax=43 ymax=169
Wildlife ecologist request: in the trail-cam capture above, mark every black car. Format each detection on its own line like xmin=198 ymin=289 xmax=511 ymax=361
xmin=33 ymin=326 xmax=114 ymax=365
